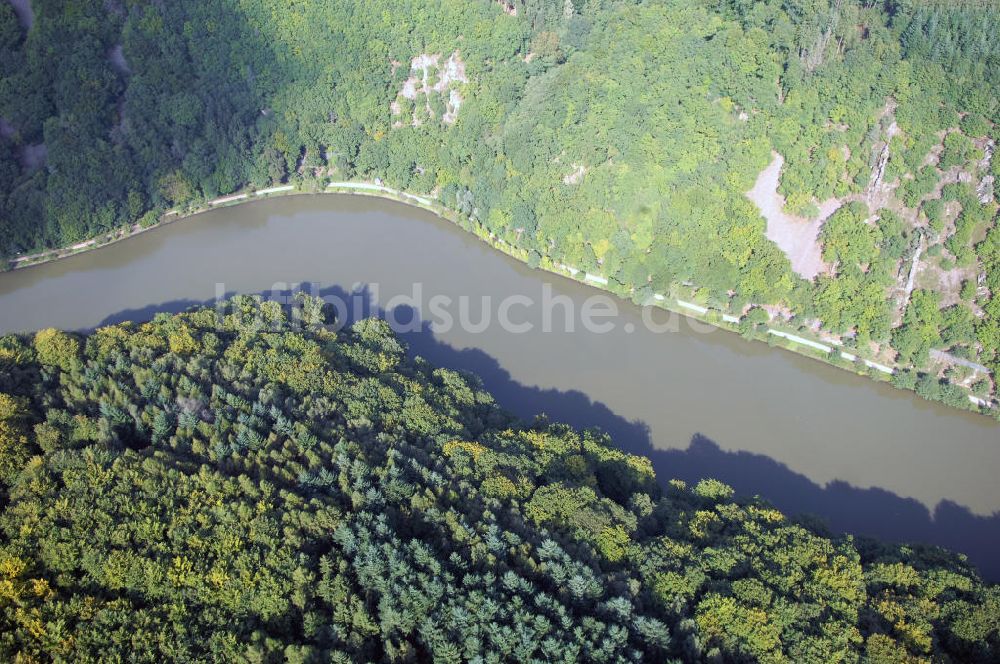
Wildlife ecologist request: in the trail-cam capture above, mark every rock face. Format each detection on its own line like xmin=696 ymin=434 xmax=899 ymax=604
xmin=392 ymin=52 xmax=468 ymax=127
xmin=868 ymin=121 xmax=898 ymax=197
xmin=980 ymin=140 xmax=996 ymax=203
xmin=981 ymin=176 xmax=996 ymax=204
xmin=563 ymin=163 xmax=586 ymax=185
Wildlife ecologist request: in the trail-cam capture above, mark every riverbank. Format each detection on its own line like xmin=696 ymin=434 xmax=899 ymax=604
xmin=4 ymin=179 xmax=995 ymax=417
xmin=7 ymin=181 xmax=433 ymax=270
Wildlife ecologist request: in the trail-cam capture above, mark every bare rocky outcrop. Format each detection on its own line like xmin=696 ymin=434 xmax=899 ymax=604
xmin=392 ymin=52 xmax=468 ymax=127
xmin=496 ymin=0 xmax=516 ymax=16
xmin=979 ymin=140 xmax=996 ymax=203
xmin=868 ymin=121 xmax=897 ymax=195
xmin=562 ymin=163 xmax=586 ymax=185
xmin=980 ymin=176 xmax=996 ymax=204
xmin=980 ymin=139 xmax=995 ymax=171
xmin=862 ymin=100 xmax=900 ymax=210
xmin=899 ymin=237 xmax=923 ymax=312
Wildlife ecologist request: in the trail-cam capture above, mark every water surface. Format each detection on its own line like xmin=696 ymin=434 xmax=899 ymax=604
xmin=1 ymin=194 xmax=997 ymax=577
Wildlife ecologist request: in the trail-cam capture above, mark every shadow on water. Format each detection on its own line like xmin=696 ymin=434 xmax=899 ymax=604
xmin=94 ymin=284 xmax=1000 ymax=581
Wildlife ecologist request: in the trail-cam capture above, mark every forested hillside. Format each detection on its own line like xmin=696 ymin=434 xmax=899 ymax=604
xmin=1 ymin=0 xmax=999 ymax=405
xmin=0 ymin=296 xmax=996 ymax=661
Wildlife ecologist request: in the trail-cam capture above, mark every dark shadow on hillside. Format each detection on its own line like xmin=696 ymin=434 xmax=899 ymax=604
xmin=95 ymin=285 xmax=1000 ymax=581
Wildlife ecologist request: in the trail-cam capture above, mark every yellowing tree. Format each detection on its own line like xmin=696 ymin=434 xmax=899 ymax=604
xmin=168 ymin=325 xmax=200 ymax=355
xmin=0 ymin=393 xmax=31 ymax=484
xmin=33 ymin=329 xmax=80 ymax=372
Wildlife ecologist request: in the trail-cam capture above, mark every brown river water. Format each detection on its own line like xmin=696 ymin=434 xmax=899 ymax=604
xmin=0 ymin=195 xmax=997 ymax=578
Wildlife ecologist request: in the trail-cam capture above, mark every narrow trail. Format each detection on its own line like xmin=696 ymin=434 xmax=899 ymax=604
xmin=930 ymin=349 xmax=990 ymax=375
xmin=899 ymin=239 xmax=923 ymax=312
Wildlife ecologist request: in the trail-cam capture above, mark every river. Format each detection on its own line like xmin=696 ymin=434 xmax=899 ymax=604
xmin=1 ymin=194 xmax=997 ymax=578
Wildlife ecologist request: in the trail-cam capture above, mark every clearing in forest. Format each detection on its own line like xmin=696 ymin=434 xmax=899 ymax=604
xmin=747 ymin=152 xmax=842 ymax=280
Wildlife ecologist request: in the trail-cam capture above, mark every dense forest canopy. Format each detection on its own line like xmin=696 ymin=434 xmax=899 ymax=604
xmin=1 ymin=3 xmax=998 ymax=659
xmin=2 ymin=0 xmax=998 ymax=410
xmin=0 ymin=296 xmax=996 ymax=661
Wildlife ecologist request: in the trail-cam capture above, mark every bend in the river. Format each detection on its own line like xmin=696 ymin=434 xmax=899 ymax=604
xmin=0 ymin=194 xmax=997 ymax=579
